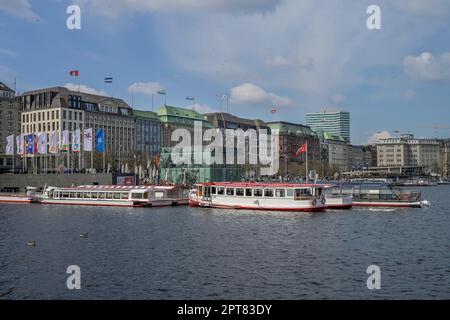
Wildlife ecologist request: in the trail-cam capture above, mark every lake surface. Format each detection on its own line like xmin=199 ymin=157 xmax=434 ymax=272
xmin=0 ymin=186 xmax=449 ymax=299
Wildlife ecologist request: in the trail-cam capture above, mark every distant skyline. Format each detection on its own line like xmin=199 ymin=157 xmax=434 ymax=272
xmin=1 ymin=0 xmax=450 ymax=144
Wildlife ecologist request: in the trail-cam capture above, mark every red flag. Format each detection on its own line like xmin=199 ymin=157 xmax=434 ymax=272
xmin=271 ymin=108 xmax=277 ymax=114
xmin=295 ymin=142 xmax=308 ymax=156
xmin=69 ymin=70 xmax=79 ymax=76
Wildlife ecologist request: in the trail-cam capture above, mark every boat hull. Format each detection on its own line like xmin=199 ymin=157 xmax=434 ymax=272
xmin=189 ymin=198 xmax=326 ymax=212
xmin=352 ymin=201 xmax=423 ymax=208
xmin=0 ymin=196 xmax=37 ymax=204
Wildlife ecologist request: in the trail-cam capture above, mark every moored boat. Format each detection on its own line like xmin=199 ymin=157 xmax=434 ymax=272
xmin=323 ymin=186 xmax=353 ymax=209
xmin=39 ymin=185 xmax=189 ymax=207
xmin=0 ymin=187 xmax=39 ymax=204
xmin=189 ymin=182 xmax=327 ymax=212
xmin=328 ymin=183 xmax=429 ymax=208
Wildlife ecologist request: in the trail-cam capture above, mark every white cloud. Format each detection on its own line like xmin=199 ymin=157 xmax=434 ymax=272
xmin=64 ymin=83 xmax=107 ymax=96
xmin=265 ymin=55 xmax=292 ymax=67
xmin=0 ymin=0 xmax=40 ymax=21
xmin=128 ymin=82 xmax=163 ymax=96
xmin=367 ymin=131 xmax=391 ymax=144
xmin=392 ymin=0 xmax=450 ymax=18
xmin=230 ymin=83 xmax=291 ymax=106
xmin=76 ymin=0 xmax=282 ymax=17
xmin=403 ymin=52 xmax=450 ymax=82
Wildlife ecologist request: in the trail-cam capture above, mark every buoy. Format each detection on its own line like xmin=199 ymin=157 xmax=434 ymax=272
xmin=80 ymin=233 xmax=88 ymax=238
xmin=27 ymin=241 xmax=36 ymax=246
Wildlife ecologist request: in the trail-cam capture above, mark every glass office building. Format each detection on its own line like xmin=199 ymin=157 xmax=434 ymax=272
xmin=306 ymin=110 xmax=350 ymax=142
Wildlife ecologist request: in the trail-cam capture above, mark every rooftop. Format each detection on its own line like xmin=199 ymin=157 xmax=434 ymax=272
xmin=134 ymin=109 xmax=160 ymax=121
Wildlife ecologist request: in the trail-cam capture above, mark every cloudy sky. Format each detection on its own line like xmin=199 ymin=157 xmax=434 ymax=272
xmin=1 ymin=0 xmax=450 ymax=144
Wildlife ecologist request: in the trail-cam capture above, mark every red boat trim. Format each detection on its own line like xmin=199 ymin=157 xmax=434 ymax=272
xmin=189 ymin=199 xmax=325 ymax=212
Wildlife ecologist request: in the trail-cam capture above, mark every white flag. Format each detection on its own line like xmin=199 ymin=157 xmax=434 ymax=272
xmin=72 ymin=129 xmax=81 ymax=152
xmin=16 ymin=135 xmax=23 ymax=155
xmin=5 ymin=134 xmax=14 ymax=155
xmin=83 ymin=128 xmax=93 ymax=152
xmin=37 ymin=132 xmax=47 ymax=154
xmin=49 ymin=131 xmax=58 ymax=154
xmin=61 ymin=130 xmax=69 ymax=151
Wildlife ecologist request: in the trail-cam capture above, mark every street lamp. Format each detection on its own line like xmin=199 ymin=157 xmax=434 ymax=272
xmin=186 ymin=97 xmax=195 ymax=110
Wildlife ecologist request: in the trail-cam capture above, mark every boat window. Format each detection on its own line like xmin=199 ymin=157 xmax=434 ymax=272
xmin=198 ymin=187 xmax=203 ymax=196
xmin=91 ymin=192 xmax=98 ymax=199
xmin=106 ymin=192 xmax=113 ymax=199
xmin=121 ymin=193 xmax=129 ymax=199
xmin=264 ymin=189 xmax=274 ymax=197
xmin=275 ymin=189 xmax=286 ymax=197
xmin=98 ymin=192 xmax=106 ymax=199
xmin=155 ymin=191 xmax=165 ymax=198
xmin=217 ymin=187 xmax=225 ymax=195
xmin=211 ymin=187 xmax=216 ymax=195
xmin=113 ymin=192 xmax=121 ymax=199
xmin=315 ymin=188 xmax=323 ymax=196
xmin=62 ymin=192 xmax=69 ymax=198
xmin=294 ymin=188 xmax=312 ymax=200
xmin=226 ymin=188 xmax=235 ymax=196
xmin=236 ymin=188 xmax=244 ymax=196
xmin=286 ymin=189 xmax=293 ymax=197
xmin=143 ymin=192 xmax=149 ymax=199
xmin=131 ymin=193 xmax=143 ymax=199
xmin=245 ymin=188 xmax=252 ymax=196
xmin=254 ymin=189 xmax=262 ymax=197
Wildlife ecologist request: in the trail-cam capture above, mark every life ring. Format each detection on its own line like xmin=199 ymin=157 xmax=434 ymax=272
xmin=321 ymin=197 xmax=326 ymax=205
xmin=312 ymin=199 xmax=317 ymax=206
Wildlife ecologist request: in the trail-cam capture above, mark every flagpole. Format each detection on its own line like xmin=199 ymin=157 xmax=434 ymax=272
xmin=305 ymin=142 xmax=308 ymax=183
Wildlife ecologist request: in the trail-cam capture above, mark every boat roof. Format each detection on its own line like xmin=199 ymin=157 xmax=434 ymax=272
xmin=48 ymin=185 xmax=177 ymax=191
xmin=196 ymin=182 xmax=326 ymax=188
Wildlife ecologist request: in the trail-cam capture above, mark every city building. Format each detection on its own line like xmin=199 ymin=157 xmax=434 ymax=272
xmin=306 ymin=109 xmax=351 ymax=142
xmin=134 ymin=110 xmax=161 ymax=160
xmin=316 ymin=130 xmax=351 ymax=174
xmin=266 ymin=121 xmax=320 ymax=177
xmin=0 ymin=82 xmax=21 ymax=172
xmin=157 ymin=106 xmax=242 ymax=183
xmin=20 ymin=86 xmax=135 ymax=172
xmin=377 ymin=134 xmax=440 ymax=173
xmin=438 ymin=139 xmax=450 ymax=177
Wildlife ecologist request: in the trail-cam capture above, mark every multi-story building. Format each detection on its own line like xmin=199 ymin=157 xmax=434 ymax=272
xmin=439 ymin=139 xmax=450 ymax=177
xmin=20 ymin=86 xmax=135 ymax=171
xmin=377 ymin=134 xmax=440 ymax=173
xmin=316 ymin=130 xmax=351 ymax=174
xmin=157 ymin=106 xmax=243 ymax=183
xmin=306 ymin=109 xmax=351 ymax=142
xmin=0 ymin=82 xmax=21 ymax=172
xmin=134 ymin=110 xmax=161 ymax=160
xmin=362 ymin=145 xmax=377 ymax=168
xmin=266 ymin=121 xmax=320 ymax=176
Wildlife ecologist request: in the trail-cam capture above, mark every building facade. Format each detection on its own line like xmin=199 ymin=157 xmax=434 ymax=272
xmin=306 ymin=110 xmax=351 ymax=142
xmin=266 ymin=121 xmax=320 ymax=177
xmin=134 ymin=110 xmax=161 ymax=160
xmin=316 ymin=130 xmax=351 ymax=174
xmin=0 ymin=82 xmax=21 ymax=172
xmin=377 ymin=134 xmax=440 ymax=173
xmin=20 ymin=87 xmax=135 ymax=172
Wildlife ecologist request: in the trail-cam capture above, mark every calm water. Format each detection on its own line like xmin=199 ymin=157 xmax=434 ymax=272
xmin=0 ymin=186 xmax=449 ymax=299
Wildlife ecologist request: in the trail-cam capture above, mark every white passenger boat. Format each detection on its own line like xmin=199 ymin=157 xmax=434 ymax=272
xmin=189 ymin=182 xmax=327 ymax=212
xmin=323 ymin=186 xmax=353 ymax=209
xmin=0 ymin=187 xmax=39 ymax=204
xmin=328 ymin=183 xmax=430 ymax=208
xmin=39 ymin=185 xmax=189 ymax=207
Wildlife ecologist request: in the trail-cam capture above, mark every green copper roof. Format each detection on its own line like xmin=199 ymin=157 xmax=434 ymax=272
xmin=156 ymin=105 xmax=212 ymax=127
xmin=134 ymin=110 xmax=160 ymax=121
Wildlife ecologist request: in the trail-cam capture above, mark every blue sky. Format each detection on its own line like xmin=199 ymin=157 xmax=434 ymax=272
xmin=1 ymin=0 xmax=450 ymax=144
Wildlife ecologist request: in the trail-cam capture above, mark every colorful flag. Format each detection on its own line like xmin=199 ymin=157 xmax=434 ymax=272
xmin=37 ymin=132 xmax=47 ymax=154
xmin=83 ymin=128 xmax=93 ymax=152
xmin=95 ymin=129 xmax=105 ymax=152
xmin=271 ymin=108 xmax=277 ymax=114
xmin=49 ymin=131 xmax=58 ymax=154
xmin=295 ymin=142 xmax=308 ymax=156
xmin=5 ymin=134 xmax=14 ymax=155
xmin=69 ymin=70 xmax=79 ymax=76
xmin=26 ymin=134 xmax=35 ymax=155
xmin=61 ymin=130 xmax=69 ymax=151
xmin=16 ymin=135 xmax=24 ymax=156
xmin=72 ymin=129 xmax=81 ymax=152
xmin=104 ymin=77 xmax=113 ymax=83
